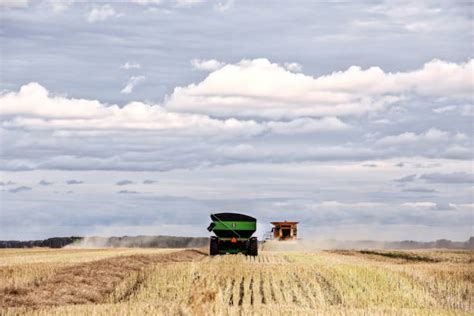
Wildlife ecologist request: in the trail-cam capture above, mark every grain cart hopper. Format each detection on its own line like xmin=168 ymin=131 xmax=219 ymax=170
xmin=207 ymin=212 xmax=258 ymax=256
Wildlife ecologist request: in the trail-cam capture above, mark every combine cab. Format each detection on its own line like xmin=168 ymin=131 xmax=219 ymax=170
xmin=207 ymin=212 xmax=258 ymax=256
xmin=270 ymin=221 xmax=299 ymax=241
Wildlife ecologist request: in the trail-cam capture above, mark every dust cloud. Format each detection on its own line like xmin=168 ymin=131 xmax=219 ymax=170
xmin=67 ymin=236 xmax=208 ymax=249
xmin=261 ymin=237 xmax=473 ymax=251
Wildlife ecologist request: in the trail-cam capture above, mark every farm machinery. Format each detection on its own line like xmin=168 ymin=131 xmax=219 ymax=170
xmin=207 ymin=212 xmax=258 ymax=256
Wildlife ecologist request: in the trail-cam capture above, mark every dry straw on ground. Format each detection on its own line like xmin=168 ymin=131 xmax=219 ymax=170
xmin=0 ymin=247 xmax=472 ymax=315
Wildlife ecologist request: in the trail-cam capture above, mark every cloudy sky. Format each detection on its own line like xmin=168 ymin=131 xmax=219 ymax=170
xmin=0 ymin=0 xmax=473 ymax=241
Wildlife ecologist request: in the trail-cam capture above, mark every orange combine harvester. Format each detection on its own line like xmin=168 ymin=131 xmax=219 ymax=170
xmin=270 ymin=221 xmax=299 ymax=241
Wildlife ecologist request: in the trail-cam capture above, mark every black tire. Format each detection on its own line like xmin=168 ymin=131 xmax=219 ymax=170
xmin=248 ymin=237 xmax=258 ymax=256
xmin=210 ymin=237 xmax=219 ymax=256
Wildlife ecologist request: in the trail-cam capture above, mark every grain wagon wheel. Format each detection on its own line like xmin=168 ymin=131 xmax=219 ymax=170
xmin=248 ymin=237 xmax=258 ymax=256
xmin=210 ymin=237 xmax=219 ymax=256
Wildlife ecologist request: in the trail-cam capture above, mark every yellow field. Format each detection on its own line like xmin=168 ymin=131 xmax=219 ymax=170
xmin=0 ymin=248 xmax=472 ymax=315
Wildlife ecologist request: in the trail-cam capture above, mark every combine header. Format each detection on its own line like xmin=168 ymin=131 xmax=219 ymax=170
xmin=207 ymin=212 xmax=258 ymax=256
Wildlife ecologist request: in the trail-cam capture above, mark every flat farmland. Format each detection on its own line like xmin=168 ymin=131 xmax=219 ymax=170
xmin=0 ymin=248 xmax=472 ymax=315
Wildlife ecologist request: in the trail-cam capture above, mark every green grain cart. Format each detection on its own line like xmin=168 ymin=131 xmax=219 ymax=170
xmin=207 ymin=212 xmax=258 ymax=256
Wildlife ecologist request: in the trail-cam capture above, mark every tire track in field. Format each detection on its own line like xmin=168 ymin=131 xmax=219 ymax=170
xmin=238 ymin=277 xmax=245 ymax=306
xmin=314 ymin=272 xmax=342 ymax=305
xmin=228 ymin=278 xmax=236 ymax=306
xmin=249 ymin=277 xmax=254 ymax=305
xmin=259 ymin=273 xmax=266 ymax=304
xmin=293 ymin=273 xmax=314 ymax=308
xmin=112 ymin=271 xmax=146 ymax=303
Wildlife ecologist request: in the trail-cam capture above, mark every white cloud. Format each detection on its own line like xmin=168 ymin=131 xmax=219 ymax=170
xmin=0 ymin=83 xmax=263 ymax=136
xmin=433 ymin=104 xmax=473 ymax=116
xmin=48 ymin=0 xmax=73 ymax=12
xmin=121 ymin=76 xmax=146 ymax=94
xmin=0 ymin=83 xmax=359 ymax=174
xmin=0 ymin=0 xmax=28 ymax=8
xmin=214 ymin=0 xmax=233 ymax=12
xmin=175 ymin=0 xmax=204 ymax=7
xmin=433 ymin=105 xmax=457 ymax=113
xmin=459 ymin=105 xmax=473 ymax=116
xmin=367 ymin=3 xmax=442 ymax=19
xmin=0 ymin=83 xmax=107 ymax=119
xmin=377 ymin=128 xmax=450 ymax=145
xmin=402 ymin=202 xmax=437 ymax=209
xmin=373 ymin=119 xmax=390 ymax=125
xmin=87 ymin=4 xmax=120 ymax=23
xmin=402 ymin=202 xmax=457 ymax=211
xmin=166 ymin=58 xmax=473 ymax=119
xmin=419 ymin=128 xmax=450 ymax=141
xmin=284 ymin=62 xmax=302 ymax=72
xmin=1 ymin=54 xmax=472 ymax=173
xmin=453 ymin=132 xmax=467 ymax=141
xmin=120 ymin=62 xmax=141 ymax=70
xmin=266 ymin=117 xmax=350 ymax=134
xmin=191 ymin=59 xmax=225 ymax=71
xmin=1 ymin=83 xmax=352 ymax=139
xmin=404 ymin=22 xmax=431 ymax=32
xmin=131 ymin=0 xmax=161 ymax=5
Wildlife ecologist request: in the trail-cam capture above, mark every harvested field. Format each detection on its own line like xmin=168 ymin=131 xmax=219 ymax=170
xmin=325 ymin=249 xmax=474 ymax=264
xmin=1 ymin=249 xmax=205 ymax=308
xmin=0 ymin=248 xmax=181 ymax=290
xmin=0 ymin=248 xmax=472 ymax=315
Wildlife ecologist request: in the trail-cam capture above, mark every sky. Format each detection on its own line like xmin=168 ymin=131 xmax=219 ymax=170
xmin=0 ymin=0 xmax=473 ymax=241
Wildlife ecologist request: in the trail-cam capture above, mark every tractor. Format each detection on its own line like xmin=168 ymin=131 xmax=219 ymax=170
xmin=207 ymin=212 xmax=258 ymax=256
